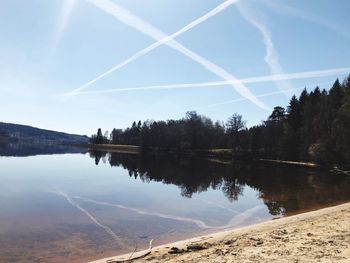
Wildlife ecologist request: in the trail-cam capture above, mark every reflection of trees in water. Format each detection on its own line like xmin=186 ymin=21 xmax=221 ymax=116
xmin=236 ymin=164 xmax=350 ymax=216
xmin=90 ymin=151 xmax=246 ymax=200
xmin=222 ymin=179 xmax=244 ymax=202
xmin=88 ymin=151 xmax=350 ymax=216
xmin=88 ymin=150 xmax=107 ymax=165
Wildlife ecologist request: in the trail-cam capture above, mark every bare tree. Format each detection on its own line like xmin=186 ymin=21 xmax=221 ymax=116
xmin=226 ymin=113 xmax=246 ymax=154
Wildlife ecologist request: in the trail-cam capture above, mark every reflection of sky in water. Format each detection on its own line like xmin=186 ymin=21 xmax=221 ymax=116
xmin=0 ymin=153 xmax=269 ymax=226
xmin=0 ymin=153 xmax=349 ymax=262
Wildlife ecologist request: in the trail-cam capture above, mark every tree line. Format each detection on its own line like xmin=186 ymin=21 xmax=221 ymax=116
xmin=90 ymin=75 xmax=350 ymax=166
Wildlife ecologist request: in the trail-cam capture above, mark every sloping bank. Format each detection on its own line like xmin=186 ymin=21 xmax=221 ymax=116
xmin=90 ymin=202 xmax=350 ymax=263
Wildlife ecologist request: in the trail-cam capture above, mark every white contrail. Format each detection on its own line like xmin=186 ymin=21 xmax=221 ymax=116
xmin=71 ymin=67 xmax=350 ymax=95
xmin=196 ymin=80 xmax=334 ymax=110
xmin=65 ymin=0 xmax=240 ymax=97
xmin=54 ymin=191 xmax=127 ymax=248
xmin=68 ymin=0 xmax=270 ymax=111
xmin=262 ymin=0 xmax=350 ymax=40
xmin=53 ymin=0 xmax=76 ymax=50
xmin=237 ymin=1 xmax=293 ymax=96
xmin=197 ymin=88 xmax=302 ymax=110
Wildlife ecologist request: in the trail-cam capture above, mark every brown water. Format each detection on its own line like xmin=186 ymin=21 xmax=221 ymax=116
xmin=0 ymin=148 xmax=349 ymax=262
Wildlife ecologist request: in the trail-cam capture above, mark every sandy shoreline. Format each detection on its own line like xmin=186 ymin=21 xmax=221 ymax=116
xmin=90 ymin=202 xmax=350 ymax=263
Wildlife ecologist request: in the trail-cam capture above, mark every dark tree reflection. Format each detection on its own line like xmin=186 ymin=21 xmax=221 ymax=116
xmin=88 ymin=151 xmax=350 ymax=216
xmin=222 ymin=179 xmax=244 ymax=202
xmin=88 ymin=150 xmax=107 ymax=165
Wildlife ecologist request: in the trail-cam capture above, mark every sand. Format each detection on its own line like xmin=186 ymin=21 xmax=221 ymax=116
xmin=90 ymin=202 xmax=350 ymax=263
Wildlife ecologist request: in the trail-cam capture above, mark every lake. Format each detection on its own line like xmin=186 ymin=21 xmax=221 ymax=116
xmin=0 ymin=148 xmax=350 ymax=263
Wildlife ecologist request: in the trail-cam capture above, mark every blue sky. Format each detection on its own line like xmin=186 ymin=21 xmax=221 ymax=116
xmin=0 ymin=0 xmax=349 ymax=135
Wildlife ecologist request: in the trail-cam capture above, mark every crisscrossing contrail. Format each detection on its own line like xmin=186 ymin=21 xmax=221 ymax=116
xmin=66 ymin=0 xmax=270 ymax=111
xmin=65 ymin=0 xmax=239 ymax=97
xmin=70 ymin=67 xmax=350 ymax=95
xmin=196 ymin=80 xmax=335 ymax=110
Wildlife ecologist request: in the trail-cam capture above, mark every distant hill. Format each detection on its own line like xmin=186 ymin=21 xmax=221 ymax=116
xmin=0 ymin=122 xmax=89 ymax=145
xmin=0 ymin=143 xmax=88 ymax=157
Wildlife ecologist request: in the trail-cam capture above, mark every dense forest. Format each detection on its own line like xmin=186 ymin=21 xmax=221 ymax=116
xmin=90 ymin=75 xmax=350 ymax=166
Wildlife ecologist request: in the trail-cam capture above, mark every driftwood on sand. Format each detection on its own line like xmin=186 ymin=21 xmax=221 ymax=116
xmin=106 ymin=239 xmax=153 ymax=263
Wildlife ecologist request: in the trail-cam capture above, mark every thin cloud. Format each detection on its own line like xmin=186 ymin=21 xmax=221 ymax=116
xmin=68 ymin=0 xmax=270 ymax=111
xmin=237 ymin=1 xmax=294 ymax=96
xmin=53 ymin=0 xmax=76 ymax=50
xmin=70 ymin=67 xmax=350 ymax=95
xmin=66 ymin=0 xmax=239 ymax=96
xmin=262 ymin=0 xmax=350 ymax=40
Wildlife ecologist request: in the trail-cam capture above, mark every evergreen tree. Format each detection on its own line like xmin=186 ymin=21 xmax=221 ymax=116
xmin=96 ymin=128 xmax=103 ymax=144
xmin=92 ymin=75 xmax=350 ymax=166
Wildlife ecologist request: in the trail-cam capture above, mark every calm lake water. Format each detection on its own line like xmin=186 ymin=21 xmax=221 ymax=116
xmin=1 ymin=147 xmax=350 ymax=263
